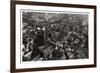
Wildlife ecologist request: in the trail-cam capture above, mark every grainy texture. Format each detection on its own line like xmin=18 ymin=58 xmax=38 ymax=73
xmin=22 ymin=11 xmax=88 ymax=61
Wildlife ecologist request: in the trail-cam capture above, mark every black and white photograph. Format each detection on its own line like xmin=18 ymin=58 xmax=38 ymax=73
xmin=22 ymin=11 xmax=89 ymax=61
xmin=11 ymin=1 xmax=96 ymax=72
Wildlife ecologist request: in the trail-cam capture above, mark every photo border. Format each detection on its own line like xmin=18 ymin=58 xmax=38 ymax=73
xmin=10 ymin=0 xmax=96 ymax=73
